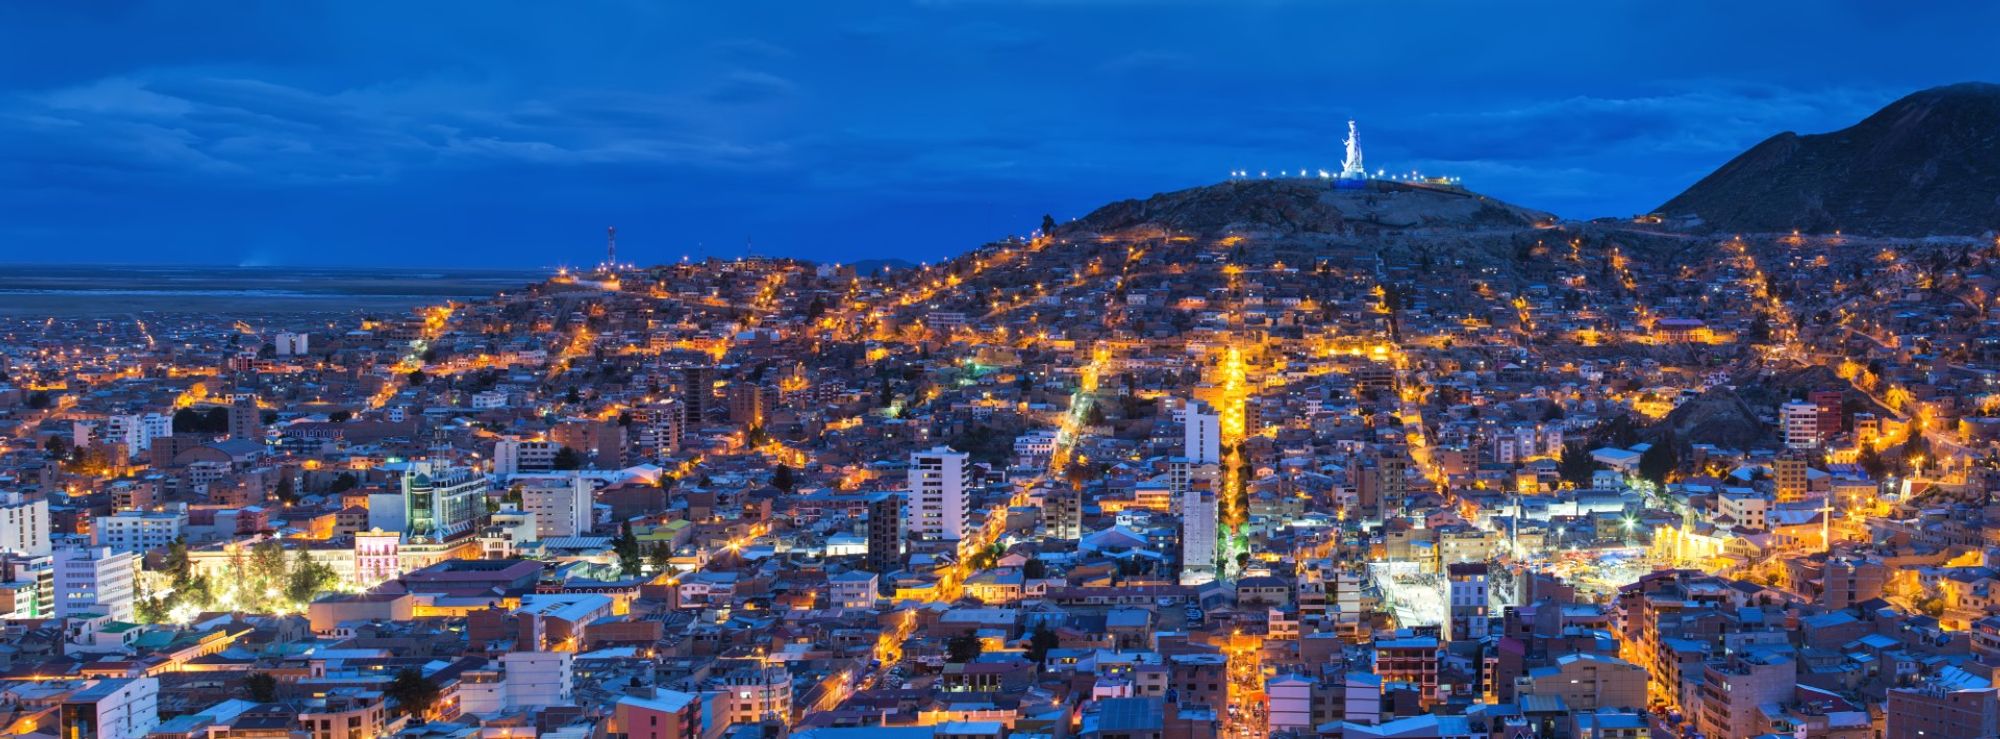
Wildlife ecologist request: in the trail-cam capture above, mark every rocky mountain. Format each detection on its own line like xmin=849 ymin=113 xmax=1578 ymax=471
xmin=1656 ymin=82 xmax=2000 ymax=237
xmin=1060 ymin=178 xmax=1554 ymax=240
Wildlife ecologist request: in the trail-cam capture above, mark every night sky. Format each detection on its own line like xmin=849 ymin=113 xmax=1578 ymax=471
xmin=3 ymin=1 xmax=1996 ymax=268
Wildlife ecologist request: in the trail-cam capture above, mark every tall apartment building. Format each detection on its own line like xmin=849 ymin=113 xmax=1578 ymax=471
xmin=1180 ymin=488 xmax=1219 ymax=586
xmin=93 ymin=509 xmax=187 ymax=554
xmin=1444 ymin=562 xmax=1490 ymax=642
xmin=227 ymin=397 xmax=262 ymax=441
xmin=1773 ymin=451 xmax=1809 ymax=503
xmin=864 ymin=492 xmax=903 ymax=575
xmin=54 ymin=546 xmax=138 ymax=621
xmin=906 ymin=447 xmax=970 ymax=543
xmin=1782 ymin=401 xmax=1822 ymax=449
xmin=518 ymin=475 xmax=593 ymax=539
xmin=0 ymin=491 xmax=52 ymax=557
xmin=273 ymin=331 xmax=309 ymax=356
xmin=1045 ymin=483 xmax=1082 ymax=541
xmin=727 ymin=382 xmax=767 ymax=428
xmin=631 ymin=400 xmax=683 ymax=460
xmin=1183 ymin=401 xmax=1221 ymax=464
xmin=59 ymin=677 xmax=160 ymax=739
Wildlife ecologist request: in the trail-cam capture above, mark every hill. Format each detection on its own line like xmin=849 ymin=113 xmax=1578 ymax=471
xmin=1060 ymin=178 xmax=1554 ymax=240
xmin=1657 ymin=82 xmax=2000 ymax=237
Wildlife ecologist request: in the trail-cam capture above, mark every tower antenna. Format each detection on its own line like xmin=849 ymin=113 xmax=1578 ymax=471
xmin=606 ymin=226 xmax=618 ymax=269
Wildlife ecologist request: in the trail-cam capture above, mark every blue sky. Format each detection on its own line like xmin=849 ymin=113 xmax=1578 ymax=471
xmin=2 ymin=1 xmax=1996 ymax=267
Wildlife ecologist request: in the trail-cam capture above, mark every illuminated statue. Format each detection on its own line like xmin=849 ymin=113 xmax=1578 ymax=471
xmin=1342 ymin=120 xmax=1365 ymax=179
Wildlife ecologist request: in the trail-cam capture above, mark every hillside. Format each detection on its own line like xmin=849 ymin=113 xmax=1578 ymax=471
xmin=1657 ymin=82 xmax=2000 ymax=236
xmin=1060 ymin=178 xmax=1554 ymax=240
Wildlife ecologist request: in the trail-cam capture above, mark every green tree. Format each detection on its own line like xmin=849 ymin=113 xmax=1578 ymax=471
xmin=164 ymin=537 xmax=192 ymax=585
xmin=273 ymin=474 xmax=297 ymax=504
xmin=946 ymin=633 xmax=983 ymax=664
xmin=329 ymin=472 xmax=359 ymax=494
xmin=245 ymin=672 xmax=279 ymax=703
xmin=1023 ymin=558 xmax=1048 ymax=579
xmin=552 ymin=447 xmax=584 ymax=470
xmin=384 ymin=667 xmax=440 ymax=720
xmin=771 ymin=464 xmax=795 ymax=492
xmin=285 ymin=549 xmax=338 ymax=606
xmin=1638 ymin=437 xmax=1678 ymax=488
xmin=648 ymin=541 xmax=672 ymax=572
xmin=1026 ymin=624 xmax=1060 ymax=667
xmin=614 ymin=520 xmax=643 ymax=577
xmin=1558 ymin=444 xmax=1599 ymax=487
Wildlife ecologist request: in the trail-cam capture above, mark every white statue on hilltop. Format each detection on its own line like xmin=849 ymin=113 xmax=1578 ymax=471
xmin=1341 ymin=120 xmax=1365 ymax=179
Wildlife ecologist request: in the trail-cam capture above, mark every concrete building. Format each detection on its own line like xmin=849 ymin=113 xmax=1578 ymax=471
xmin=614 ymin=691 xmax=702 ymax=739
xmin=1887 ymin=684 xmax=2000 ymax=739
xmin=1782 ymin=401 xmax=1821 ymax=449
xmin=55 ymin=546 xmax=138 ymax=621
xmin=59 ymin=677 xmax=160 ymax=739
xmin=864 ymin=492 xmax=903 ymax=575
xmin=94 ymin=509 xmax=187 ymax=554
xmin=518 ymin=474 xmax=593 ymax=539
xmin=1444 ymin=562 xmax=1489 ymax=643
xmin=0 ymin=491 xmax=52 ymax=557
xmin=907 ymin=447 xmax=970 ymax=543
xmin=297 ymin=688 xmax=387 ymax=739
xmin=829 ymin=570 xmax=878 ymax=609
xmin=1183 ymin=401 xmax=1221 ymax=464
xmin=273 ymin=332 xmax=309 ymax=356
xmin=494 ymin=438 xmax=561 ymax=476
xmin=1517 ymin=653 xmax=1647 ymax=712
xmin=369 ymin=461 xmax=485 ymax=543
xmin=1180 ymin=488 xmax=1218 ymax=586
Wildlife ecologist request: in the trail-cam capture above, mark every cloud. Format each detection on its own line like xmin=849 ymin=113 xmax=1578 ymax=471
xmin=702 ymin=71 xmax=799 ymax=105
xmin=0 ymin=69 xmax=796 ymax=187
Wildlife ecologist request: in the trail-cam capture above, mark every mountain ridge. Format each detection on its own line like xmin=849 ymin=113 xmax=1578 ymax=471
xmin=1656 ymin=82 xmax=2000 ymax=237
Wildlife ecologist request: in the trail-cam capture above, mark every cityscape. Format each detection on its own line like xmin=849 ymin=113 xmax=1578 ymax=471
xmin=7 ymin=5 xmax=2000 ymax=739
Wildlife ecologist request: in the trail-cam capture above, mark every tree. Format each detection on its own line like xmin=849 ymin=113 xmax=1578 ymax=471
xmin=1040 ymin=214 xmax=1057 ymax=236
xmin=273 ymin=474 xmax=297 ymax=504
xmin=1639 ymin=437 xmax=1678 ymax=488
xmin=328 ymin=410 xmax=353 ymax=423
xmin=42 ymin=435 xmax=68 ymax=459
xmin=771 ymin=464 xmax=795 ymax=492
xmin=1026 ymin=624 xmax=1060 ymax=667
xmin=1023 ymin=558 xmax=1048 ymax=579
xmin=551 ymin=446 xmax=584 ymax=470
xmin=648 ymin=542 xmax=672 ymax=572
xmin=164 ymin=537 xmax=192 ymax=585
xmin=946 ymin=633 xmax=983 ymax=664
xmin=384 ymin=667 xmax=440 ymax=720
xmin=406 ymin=369 xmax=427 ymax=386
xmin=614 ymin=520 xmax=643 ymax=577
xmin=1558 ymin=444 xmax=1599 ymax=487
xmin=285 ymin=549 xmax=338 ymax=605
xmin=244 ymin=672 xmax=279 ymax=703
xmin=329 ymin=472 xmax=359 ymax=494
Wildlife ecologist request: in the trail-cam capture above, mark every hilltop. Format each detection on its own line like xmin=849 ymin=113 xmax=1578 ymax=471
xmin=1657 ymin=82 xmax=2000 ymax=237
xmin=1059 ymin=178 xmax=1555 ymax=240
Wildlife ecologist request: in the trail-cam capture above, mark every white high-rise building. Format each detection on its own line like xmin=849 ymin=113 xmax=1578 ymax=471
xmin=1180 ymin=488 xmax=1219 ymax=586
xmin=54 ymin=546 xmax=138 ymax=621
xmin=518 ymin=475 xmax=593 ymax=539
xmin=1781 ymin=401 xmax=1822 ymax=449
xmin=906 ymin=447 xmax=971 ymax=543
xmin=94 ymin=510 xmax=187 ymax=554
xmin=1184 ymin=401 xmax=1221 ymax=465
xmin=60 ymin=677 xmax=160 ymax=739
xmin=0 ymin=492 xmax=52 ymax=557
xmin=273 ymin=332 xmax=309 ymax=356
